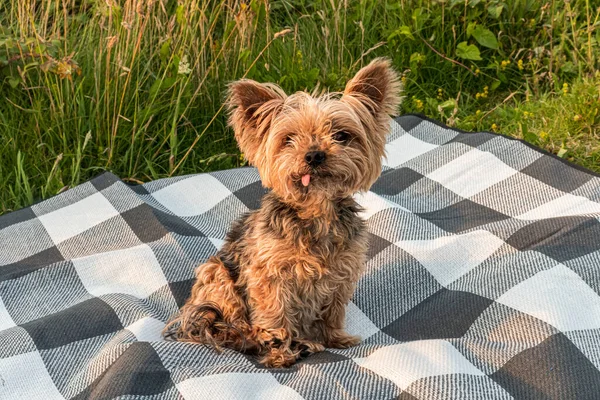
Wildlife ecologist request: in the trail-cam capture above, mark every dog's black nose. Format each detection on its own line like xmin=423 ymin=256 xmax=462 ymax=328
xmin=305 ymin=151 xmax=326 ymax=167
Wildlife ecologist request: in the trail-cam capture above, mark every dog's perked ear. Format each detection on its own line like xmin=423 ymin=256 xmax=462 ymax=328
xmin=342 ymin=58 xmax=402 ymax=125
xmin=227 ymin=80 xmax=286 ymax=165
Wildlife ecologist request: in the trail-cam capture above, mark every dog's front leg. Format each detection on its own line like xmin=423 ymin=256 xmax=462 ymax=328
xmin=245 ymin=280 xmax=301 ymax=368
xmin=320 ymin=281 xmax=361 ymax=349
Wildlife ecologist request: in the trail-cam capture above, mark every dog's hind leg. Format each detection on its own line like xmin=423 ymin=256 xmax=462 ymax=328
xmin=164 ymin=256 xmax=257 ymax=353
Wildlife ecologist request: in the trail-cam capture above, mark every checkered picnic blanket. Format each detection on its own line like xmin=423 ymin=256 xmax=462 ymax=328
xmin=1 ymin=114 xmax=600 ymax=400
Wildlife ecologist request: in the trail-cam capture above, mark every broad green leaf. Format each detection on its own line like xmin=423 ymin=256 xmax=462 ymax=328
xmin=8 ymin=77 xmax=20 ymax=88
xmin=159 ymin=39 xmax=171 ymax=63
xmin=176 ymin=5 xmax=185 ymax=25
xmin=170 ymin=55 xmax=181 ymax=75
xmin=472 ymin=26 xmax=499 ymax=49
xmin=456 ymin=42 xmax=482 ymax=61
xmin=398 ymin=25 xmax=415 ymax=40
xmin=409 ymin=52 xmax=426 ymax=71
xmin=250 ymin=0 xmax=266 ymax=22
xmin=491 ymin=79 xmax=501 ymax=91
xmin=412 ymin=8 xmax=429 ymax=30
xmin=557 ymin=147 xmax=568 ymax=158
xmin=467 ymin=22 xmax=476 ymax=38
xmin=439 ymin=99 xmax=457 ymax=110
xmin=426 ymin=97 xmax=438 ymax=109
xmin=35 ymin=44 xmax=46 ymax=54
xmin=560 ymin=61 xmax=577 ymax=74
xmin=238 ymin=48 xmax=251 ymax=62
xmin=387 ymin=26 xmax=415 ymax=42
xmin=488 ymin=5 xmax=504 ymax=18
xmin=521 ymin=123 xmax=538 ymax=144
xmin=497 ymin=71 xmax=508 ymax=83
xmin=306 ymin=67 xmax=320 ymax=82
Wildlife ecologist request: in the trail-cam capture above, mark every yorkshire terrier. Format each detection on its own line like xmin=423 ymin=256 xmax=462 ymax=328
xmin=166 ymin=58 xmax=401 ymax=368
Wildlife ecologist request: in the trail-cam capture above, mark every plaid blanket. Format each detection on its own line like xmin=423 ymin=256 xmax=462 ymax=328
xmin=1 ymin=114 xmax=600 ymax=400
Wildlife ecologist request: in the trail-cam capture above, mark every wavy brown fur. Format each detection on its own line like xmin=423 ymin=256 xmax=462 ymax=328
xmin=165 ymin=58 xmax=402 ymax=367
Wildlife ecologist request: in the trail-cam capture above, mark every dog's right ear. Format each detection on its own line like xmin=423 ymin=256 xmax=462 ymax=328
xmin=227 ymin=80 xmax=286 ymax=165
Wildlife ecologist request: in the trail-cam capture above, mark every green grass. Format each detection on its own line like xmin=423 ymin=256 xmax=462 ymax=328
xmin=1 ymin=0 xmax=599 ymax=214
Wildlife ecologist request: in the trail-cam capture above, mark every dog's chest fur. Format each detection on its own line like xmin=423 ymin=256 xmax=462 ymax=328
xmin=219 ymin=192 xmax=368 ymax=331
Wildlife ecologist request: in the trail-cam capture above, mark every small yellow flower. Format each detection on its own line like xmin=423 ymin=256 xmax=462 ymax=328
xmin=476 ymin=110 xmax=481 ymax=116
xmin=475 ymin=86 xmax=488 ymax=100
xmin=562 ymin=82 xmax=569 ymax=95
xmin=491 ymin=123 xmax=498 ymax=131
xmin=475 ymin=68 xmax=481 ymax=76
xmin=573 ymin=114 xmax=582 ymax=121
xmin=539 ymin=131 xmax=548 ymax=140
xmin=501 ymin=60 xmax=511 ymax=70
xmin=401 ymin=76 xmax=407 ymax=83
xmin=518 ymin=59 xmax=524 ymax=71
xmin=437 ymin=88 xmax=443 ymax=99
xmin=295 ymin=50 xmax=304 ymax=70
xmin=413 ymin=97 xmax=424 ymax=111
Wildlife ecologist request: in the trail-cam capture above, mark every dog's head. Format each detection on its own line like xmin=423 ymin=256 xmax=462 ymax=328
xmin=227 ymin=58 xmax=401 ymax=204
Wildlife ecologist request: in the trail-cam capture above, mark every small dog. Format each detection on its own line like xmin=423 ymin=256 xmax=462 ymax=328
xmin=166 ymin=58 xmax=401 ymax=368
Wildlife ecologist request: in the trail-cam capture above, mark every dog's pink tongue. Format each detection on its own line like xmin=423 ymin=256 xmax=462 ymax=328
xmin=301 ymin=174 xmax=311 ymax=187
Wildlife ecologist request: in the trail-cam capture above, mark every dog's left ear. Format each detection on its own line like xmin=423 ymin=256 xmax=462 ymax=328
xmin=227 ymin=80 xmax=286 ymax=165
xmin=343 ymin=58 xmax=402 ymax=121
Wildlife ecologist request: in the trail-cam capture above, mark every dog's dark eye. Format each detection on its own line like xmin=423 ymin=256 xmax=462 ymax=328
xmin=285 ymin=135 xmax=294 ymax=146
xmin=332 ymin=131 xmax=350 ymax=144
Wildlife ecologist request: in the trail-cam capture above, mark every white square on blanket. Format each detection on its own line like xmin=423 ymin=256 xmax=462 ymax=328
xmin=345 ymin=301 xmax=380 ymax=340
xmin=72 ymin=244 xmax=168 ymax=299
xmin=354 ymin=339 xmax=485 ymax=390
xmin=0 ymin=352 xmax=63 ymax=400
xmin=126 ymin=317 xmax=165 ymax=342
xmin=384 ymin=133 xmax=438 ymax=168
xmin=497 ymin=264 xmax=600 ymax=331
xmin=516 ymin=193 xmax=600 ymax=220
xmin=354 ymin=191 xmax=408 ymax=221
xmin=152 ymin=174 xmax=232 ymax=217
xmin=428 ymin=149 xmax=518 ymax=198
xmin=395 ymin=230 xmax=505 ymax=286
xmin=0 ymin=295 xmax=16 ymax=331
xmin=177 ymin=373 xmax=304 ymax=400
xmin=38 ymin=192 xmax=119 ymax=244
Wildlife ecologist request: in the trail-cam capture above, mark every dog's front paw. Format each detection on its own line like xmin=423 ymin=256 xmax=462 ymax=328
xmin=325 ymin=330 xmax=361 ymax=349
xmin=259 ymin=346 xmax=297 ymax=368
xmin=291 ymin=339 xmax=325 ymax=358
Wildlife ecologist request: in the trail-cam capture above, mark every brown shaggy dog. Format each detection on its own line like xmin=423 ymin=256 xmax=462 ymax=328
xmin=165 ymin=58 xmax=402 ymax=368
